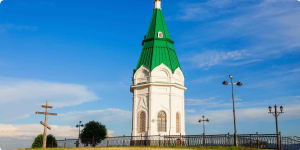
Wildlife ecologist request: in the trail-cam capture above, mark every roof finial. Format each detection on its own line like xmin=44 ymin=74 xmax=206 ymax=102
xmin=154 ymin=0 xmax=162 ymax=9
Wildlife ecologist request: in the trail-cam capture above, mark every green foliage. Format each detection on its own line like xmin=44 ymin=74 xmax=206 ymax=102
xmin=32 ymin=134 xmax=43 ymax=148
xmin=31 ymin=134 xmax=57 ymax=148
xmin=80 ymin=120 xmax=107 ymax=146
xmin=47 ymin=134 xmax=58 ymax=147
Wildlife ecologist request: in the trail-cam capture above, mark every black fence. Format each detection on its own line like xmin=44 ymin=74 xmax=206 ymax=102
xmin=57 ymin=134 xmax=300 ymax=150
xmin=282 ymin=136 xmax=300 ymax=150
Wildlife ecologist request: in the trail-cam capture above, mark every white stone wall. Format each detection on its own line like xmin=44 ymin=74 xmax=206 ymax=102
xmin=131 ymin=64 xmax=186 ymax=136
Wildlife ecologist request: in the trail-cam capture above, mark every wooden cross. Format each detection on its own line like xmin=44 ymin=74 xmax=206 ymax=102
xmin=35 ymin=101 xmax=57 ymax=148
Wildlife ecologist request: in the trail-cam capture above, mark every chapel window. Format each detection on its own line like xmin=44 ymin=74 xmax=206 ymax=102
xmin=176 ymin=112 xmax=181 ymax=133
xmin=158 ymin=111 xmax=167 ymax=132
xmin=138 ymin=111 xmax=146 ymax=133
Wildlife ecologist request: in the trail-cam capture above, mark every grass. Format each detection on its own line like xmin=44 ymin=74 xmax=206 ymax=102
xmin=24 ymin=146 xmax=265 ymax=150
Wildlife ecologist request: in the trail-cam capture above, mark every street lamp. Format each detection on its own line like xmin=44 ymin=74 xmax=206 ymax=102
xmin=198 ymin=115 xmax=209 ymax=146
xmin=222 ymin=74 xmax=242 ymax=146
xmin=76 ymin=121 xmax=84 ymax=147
xmin=198 ymin=115 xmax=209 ymax=135
xmin=268 ymin=105 xmax=284 ymax=150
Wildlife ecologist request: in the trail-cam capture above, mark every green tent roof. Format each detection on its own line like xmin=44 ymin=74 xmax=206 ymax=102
xmin=135 ymin=8 xmax=181 ymax=73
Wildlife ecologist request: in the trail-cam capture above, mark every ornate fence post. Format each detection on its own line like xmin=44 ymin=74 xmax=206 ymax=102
xmin=279 ymin=132 xmax=282 ymax=150
xmin=202 ymin=134 xmax=205 ymax=147
xmin=180 ymin=133 xmax=182 ymax=147
xmin=159 ymin=135 xmax=161 ymax=147
xmin=123 ymin=136 xmax=125 ymax=146
xmin=249 ymin=134 xmax=252 ymax=148
xmin=256 ymin=132 xmax=259 ymax=149
xmin=227 ymin=132 xmax=230 ymax=146
xmin=64 ymin=138 xmax=66 ymax=148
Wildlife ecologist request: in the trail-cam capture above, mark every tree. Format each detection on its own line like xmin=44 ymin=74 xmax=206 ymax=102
xmin=32 ymin=135 xmax=43 ymax=148
xmin=80 ymin=121 xmax=107 ymax=146
xmin=32 ymin=134 xmax=57 ymax=148
xmin=46 ymin=134 xmax=58 ymax=147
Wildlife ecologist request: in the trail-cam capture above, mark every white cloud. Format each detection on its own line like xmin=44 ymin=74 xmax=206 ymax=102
xmin=0 ymin=124 xmax=77 ymax=139
xmin=0 ymin=124 xmax=77 ymax=149
xmin=177 ymin=0 xmax=234 ymax=21
xmin=186 ymin=97 xmax=216 ymax=106
xmin=188 ymin=50 xmax=257 ymax=68
xmin=0 ymin=24 xmax=38 ymax=32
xmin=186 ymin=104 xmax=300 ymax=125
xmin=0 ymin=78 xmax=98 ymax=122
xmin=0 ymin=0 xmax=3 ymax=4
xmin=186 ymin=96 xmax=300 ymax=125
xmin=186 ymin=109 xmax=197 ymax=113
xmin=0 ymin=124 xmax=114 ymax=150
xmin=54 ymin=108 xmax=132 ymax=138
xmin=245 ymin=65 xmax=300 ymax=89
xmin=59 ymin=108 xmax=131 ymax=124
xmin=190 ymin=75 xmax=223 ymax=84
xmin=0 ymin=124 xmax=115 ymax=139
xmin=0 ymin=137 xmax=32 ymax=150
xmin=179 ymin=0 xmax=300 ymax=69
xmin=186 ymin=97 xmax=233 ymax=109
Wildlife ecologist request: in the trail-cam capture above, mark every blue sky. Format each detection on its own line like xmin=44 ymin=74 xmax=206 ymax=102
xmin=0 ymin=0 xmax=300 ymax=149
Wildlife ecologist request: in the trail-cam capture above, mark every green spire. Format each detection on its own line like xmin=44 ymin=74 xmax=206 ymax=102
xmin=135 ymin=7 xmax=181 ymax=73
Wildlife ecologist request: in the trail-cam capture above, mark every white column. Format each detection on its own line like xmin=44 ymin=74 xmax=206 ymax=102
xmin=132 ymin=90 xmax=137 ymax=136
xmin=148 ymin=87 xmax=152 ymax=136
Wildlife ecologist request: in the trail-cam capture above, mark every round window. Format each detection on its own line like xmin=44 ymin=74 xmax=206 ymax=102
xmin=158 ymin=32 xmax=164 ymax=38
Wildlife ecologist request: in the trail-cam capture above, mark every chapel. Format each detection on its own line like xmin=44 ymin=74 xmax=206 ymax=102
xmin=131 ymin=0 xmax=187 ymax=136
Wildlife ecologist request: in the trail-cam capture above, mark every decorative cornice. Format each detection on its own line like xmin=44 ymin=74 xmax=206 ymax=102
xmin=130 ymin=82 xmax=187 ymax=92
xmin=142 ymin=38 xmax=174 ymax=46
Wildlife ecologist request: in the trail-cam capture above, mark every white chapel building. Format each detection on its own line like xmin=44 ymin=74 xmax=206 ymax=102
xmin=130 ymin=0 xmax=187 ymax=136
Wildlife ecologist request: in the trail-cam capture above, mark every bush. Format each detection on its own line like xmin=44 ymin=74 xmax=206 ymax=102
xmin=31 ymin=134 xmax=57 ymax=148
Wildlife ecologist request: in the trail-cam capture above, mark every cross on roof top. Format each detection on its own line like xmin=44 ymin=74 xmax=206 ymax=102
xmin=154 ymin=0 xmax=162 ymax=9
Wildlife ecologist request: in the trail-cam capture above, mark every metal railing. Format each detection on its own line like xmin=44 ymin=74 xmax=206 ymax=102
xmin=282 ymin=136 xmax=300 ymax=150
xmin=57 ymin=134 xmax=300 ymax=150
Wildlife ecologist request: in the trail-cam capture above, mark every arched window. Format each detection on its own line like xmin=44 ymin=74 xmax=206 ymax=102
xmin=158 ymin=111 xmax=167 ymax=132
xmin=176 ymin=112 xmax=181 ymax=133
xmin=138 ymin=111 xmax=146 ymax=133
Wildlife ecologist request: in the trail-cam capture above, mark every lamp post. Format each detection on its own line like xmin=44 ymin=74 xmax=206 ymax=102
xmin=268 ymin=105 xmax=284 ymax=150
xmin=198 ymin=115 xmax=209 ymax=146
xmin=222 ymin=74 xmax=242 ymax=146
xmin=76 ymin=121 xmax=84 ymax=147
